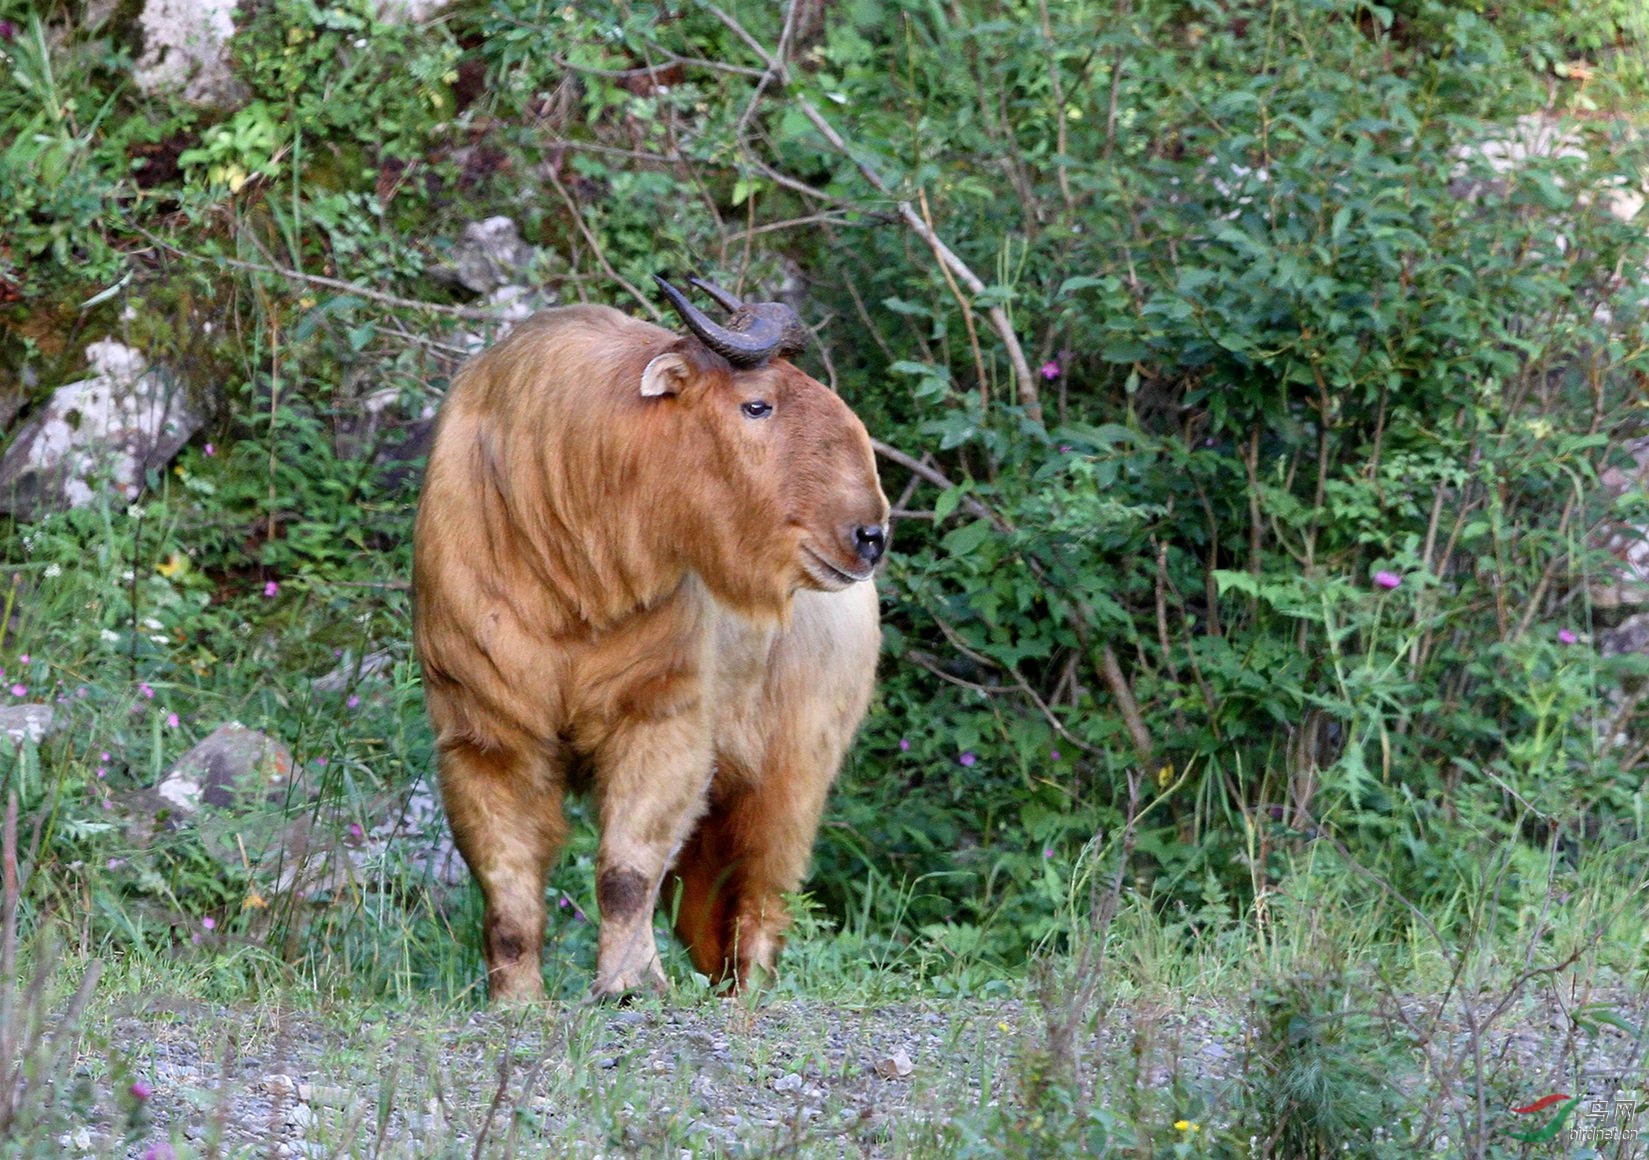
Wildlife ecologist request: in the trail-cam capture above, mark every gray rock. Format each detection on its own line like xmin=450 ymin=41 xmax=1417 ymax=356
xmin=132 ymin=0 xmax=244 ymax=105
xmin=157 ymin=722 xmax=295 ymax=816
xmin=1600 ymin=613 xmax=1649 ymax=657
xmin=312 ymin=648 xmax=396 ymax=693
xmin=1593 ymin=437 xmax=1649 ymax=611
xmin=440 ymin=217 xmax=536 ymax=295
xmin=0 ymin=341 xmax=203 ymax=520
xmin=0 ymin=704 xmax=55 ymax=745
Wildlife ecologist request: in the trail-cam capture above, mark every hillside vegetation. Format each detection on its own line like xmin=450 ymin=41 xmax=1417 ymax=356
xmin=1 ymin=0 xmax=1648 ymax=1155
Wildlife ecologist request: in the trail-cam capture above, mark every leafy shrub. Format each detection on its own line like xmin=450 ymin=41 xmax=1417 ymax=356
xmin=3 ymin=0 xmax=1648 ymax=989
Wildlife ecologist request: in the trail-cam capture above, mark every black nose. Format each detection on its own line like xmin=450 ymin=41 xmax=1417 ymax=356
xmin=853 ymin=524 xmax=887 ymax=565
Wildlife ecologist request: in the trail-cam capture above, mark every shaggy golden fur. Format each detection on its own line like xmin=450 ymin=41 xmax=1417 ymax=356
xmin=413 ymin=304 xmax=887 ymax=1000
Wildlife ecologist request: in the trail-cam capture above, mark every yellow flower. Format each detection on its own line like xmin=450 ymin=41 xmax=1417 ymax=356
xmin=156 ymin=553 xmax=188 ymax=579
xmin=1174 ymin=1120 xmax=1200 ymax=1132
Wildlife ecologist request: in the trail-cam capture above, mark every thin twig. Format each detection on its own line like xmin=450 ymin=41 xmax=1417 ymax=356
xmin=698 ymin=1 xmax=1043 ymax=421
xmin=918 ymin=187 xmax=990 ymax=411
xmin=134 ymin=229 xmax=525 ymax=321
xmin=543 ymin=168 xmax=662 ymax=322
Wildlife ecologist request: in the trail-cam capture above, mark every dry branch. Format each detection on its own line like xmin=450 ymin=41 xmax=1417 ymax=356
xmin=699 ymin=2 xmax=1044 ymax=423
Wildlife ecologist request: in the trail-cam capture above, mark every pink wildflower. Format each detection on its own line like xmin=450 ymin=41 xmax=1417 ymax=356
xmin=263 ymin=580 xmax=279 ymax=598
xmin=1373 ymin=571 xmax=1402 ymax=590
xmin=1039 ymin=360 xmax=1061 ymax=380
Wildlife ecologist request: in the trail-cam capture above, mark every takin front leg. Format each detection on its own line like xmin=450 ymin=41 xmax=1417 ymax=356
xmin=437 ymin=740 xmax=566 ymax=1003
xmin=590 ymin=713 xmax=715 ymax=999
xmin=671 ymin=750 xmax=836 ymax=992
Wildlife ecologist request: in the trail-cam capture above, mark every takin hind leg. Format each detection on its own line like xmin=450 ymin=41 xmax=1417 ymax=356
xmin=671 ymin=755 xmax=836 ymax=992
xmin=437 ymin=739 xmax=566 ymax=1003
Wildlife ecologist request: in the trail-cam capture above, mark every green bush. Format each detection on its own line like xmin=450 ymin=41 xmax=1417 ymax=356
xmin=2 ymin=0 xmax=1646 ymax=989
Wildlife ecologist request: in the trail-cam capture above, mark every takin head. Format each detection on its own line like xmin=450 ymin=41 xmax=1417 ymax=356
xmin=415 ymin=277 xmax=890 ymax=634
xmin=636 ymin=275 xmax=889 ymax=609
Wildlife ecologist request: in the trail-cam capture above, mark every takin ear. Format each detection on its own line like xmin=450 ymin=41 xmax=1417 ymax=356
xmin=639 ymin=352 xmax=694 ymax=398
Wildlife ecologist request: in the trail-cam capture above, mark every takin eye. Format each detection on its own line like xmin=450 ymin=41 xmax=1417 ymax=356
xmin=740 ymin=400 xmax=774 ymax=419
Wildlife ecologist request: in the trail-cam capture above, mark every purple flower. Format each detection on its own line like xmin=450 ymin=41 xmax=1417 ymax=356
xmin=101 ymin=751 xmax=111 ymax=761
xmin=1043 ymin=847 xmax=1054 ymax=859
xmin=97 ymin=767 xmax=106 ymax=779
xmin=1558 ymin=628 xmax=1578 ymax=645
xmin=143 ymin=1143 xmax=176 ymax=1160
xmin=130 ymin=1079 xmax=153 ymax=1101
xmin=346 ymin=694 xmax=360 ymax=709
xmin=203 ymin=443 xmax=216 ymax=457
xmin=0 ymin=21 xmax=18 ymax=42
xmin=315 ymin=756 xmax=328 ymax=767
xmin=263 ymin=580 xmax=279 ymax=598
xmin=348 ymin=822 xmax=364 ymax=839
xmin=898 ymin=738 xmax=911 ymax=752
xmin=1050 ymin=749 xmax=1061 ymax=761
xmin=165 ymin=712 xmax=179 ymax=728
xmin=202 ymin=916 xmax=216 ymax=930
xmin=19 ymin=654 xmax=28 ymax=664
xmin=1039 ymin=360 xmax=1061 ymax=381
xmin=1373 ymin=571 xmax=1402 ymax=590
xmin=139 ymin=683 xmax=154 ymax=699
xmin=959 ymin=751 xmax=977 ymax=767
xmin=8 ymin=684 xmax=23 ymax=697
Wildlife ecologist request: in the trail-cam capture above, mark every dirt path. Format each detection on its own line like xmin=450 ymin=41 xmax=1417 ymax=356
xmin=45 ymin=984 xmax=1649 ymax=1157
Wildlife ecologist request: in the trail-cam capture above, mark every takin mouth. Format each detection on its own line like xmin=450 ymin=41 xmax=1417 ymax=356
xmin=802 ymin=545 xmax=874 ymax=588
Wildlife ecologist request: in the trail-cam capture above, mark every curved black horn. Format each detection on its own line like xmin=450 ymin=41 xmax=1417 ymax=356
xmin=655 ymin=275 xmax=784 ymax=366
xmin=690 ymin=276 xmax=809 ymax=357
xmin=688 ymin=276 xmax=744 ymax=313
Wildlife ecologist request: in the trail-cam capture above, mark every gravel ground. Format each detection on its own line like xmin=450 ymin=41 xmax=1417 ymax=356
xmin=50 ymin=981 xmax=1644 ymax=1157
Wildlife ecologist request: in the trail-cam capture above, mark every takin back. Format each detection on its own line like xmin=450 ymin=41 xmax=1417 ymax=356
xmin=412 ymin=277 xmax=889 ymax=1001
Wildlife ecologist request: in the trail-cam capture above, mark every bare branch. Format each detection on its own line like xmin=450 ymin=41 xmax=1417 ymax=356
xmin=543 ymin=168 xmax=663 ymax=323
xmin=135 ymin=230 xmax=539 ymax=321
xmin=697 ymin=1 xmax=1044 ymax=422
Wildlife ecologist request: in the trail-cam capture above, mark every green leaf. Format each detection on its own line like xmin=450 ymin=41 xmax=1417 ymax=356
xmin=942 ymin=519 xmax=994 ymax=558
xmin=934 ymin=486 xmax=964 ymax=523
xmin=1056 ymin=275 xmax=1111 ymax=297
xmin=1212 ymin=569 xmax=1259 ymax=597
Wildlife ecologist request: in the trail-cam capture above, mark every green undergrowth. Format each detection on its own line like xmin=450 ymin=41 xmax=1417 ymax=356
xmin=5 ymin=0 xmax=1649 ymax=1152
